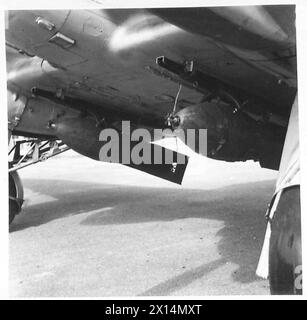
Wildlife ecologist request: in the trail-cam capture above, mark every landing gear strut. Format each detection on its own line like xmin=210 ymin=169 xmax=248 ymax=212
xmin=8 ymin=137 xmax=69 ymax=224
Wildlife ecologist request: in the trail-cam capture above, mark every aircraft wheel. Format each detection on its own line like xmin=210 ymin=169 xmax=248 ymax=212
xmin=269 ymin=186 xmax=302 ymax=295
xmin=9 ymin=171 xmax=24 ymax=225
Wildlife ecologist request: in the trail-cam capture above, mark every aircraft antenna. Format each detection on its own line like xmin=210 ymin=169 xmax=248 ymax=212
xmin=172 ymin=83 xmax=182 ymax=114
xmin=172 ymin=83 xmax=182 ymax=155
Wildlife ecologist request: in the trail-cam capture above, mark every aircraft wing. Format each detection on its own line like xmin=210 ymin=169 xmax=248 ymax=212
xmin=6 ymin=6 xmax=297 ymax=177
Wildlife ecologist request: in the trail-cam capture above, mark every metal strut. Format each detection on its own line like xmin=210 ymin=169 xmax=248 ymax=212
xmin=9 ymin=138 xmax=70 ymax=173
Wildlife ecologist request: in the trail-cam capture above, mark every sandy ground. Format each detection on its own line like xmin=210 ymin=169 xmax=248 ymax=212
xmin=9 ymin=150 xmax=278 ymax=297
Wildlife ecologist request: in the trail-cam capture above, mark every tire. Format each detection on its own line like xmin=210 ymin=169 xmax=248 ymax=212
xmin=9 ymin=171 xmax=24 ymax=225
xmin=9 ymin=198 xmax=19 ymax=224
xmin=269 ymin=186 xmax=302 ymax=295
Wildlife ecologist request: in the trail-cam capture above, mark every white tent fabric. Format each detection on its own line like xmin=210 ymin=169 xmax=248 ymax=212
xmin=256 ymin=95 xmax=300 ymax=279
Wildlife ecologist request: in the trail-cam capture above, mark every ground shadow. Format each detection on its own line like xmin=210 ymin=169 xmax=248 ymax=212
xmin=10 ymin=177 xmax=275 ymax=293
